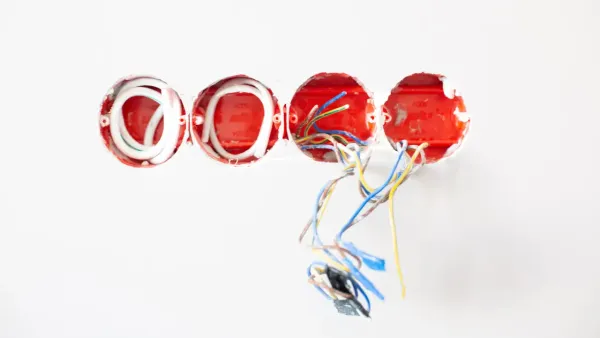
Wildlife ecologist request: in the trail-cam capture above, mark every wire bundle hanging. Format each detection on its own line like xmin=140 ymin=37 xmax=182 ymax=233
xmin=297 ymin=92 xmax=428 ymax=317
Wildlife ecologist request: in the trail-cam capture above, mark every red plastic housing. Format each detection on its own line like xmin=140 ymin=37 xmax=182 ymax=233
xmin=382 ymin=73 xmax=469 ymax=163
xmin=99 ymin=76 xmax=187 ymax=168
xmin=190 ymin=75 xmax=281 ymax=165
xmin=288 ymin=73 xmax=376 ymax=162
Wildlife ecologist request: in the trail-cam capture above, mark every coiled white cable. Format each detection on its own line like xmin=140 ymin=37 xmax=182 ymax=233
xmin=108 ymin=77 xmax=182 ymax=165
xmin=201 ymin=78 xmax=274 ymax=160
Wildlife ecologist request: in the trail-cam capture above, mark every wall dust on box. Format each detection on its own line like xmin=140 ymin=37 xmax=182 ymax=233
xmin=98 ymin=72 xmax=471 ymax=318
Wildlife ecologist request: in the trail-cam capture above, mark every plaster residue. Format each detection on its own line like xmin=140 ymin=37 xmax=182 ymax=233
xmin=394 ymin=104 xmax=408 ymax=126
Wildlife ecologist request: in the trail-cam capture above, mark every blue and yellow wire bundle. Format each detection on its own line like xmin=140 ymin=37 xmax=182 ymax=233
xmin=296 ymin=92 xmax=428 ymax=317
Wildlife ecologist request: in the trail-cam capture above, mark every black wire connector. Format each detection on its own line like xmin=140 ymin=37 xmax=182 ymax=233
xmin=325 ymin=266 xmax=370 ymax=318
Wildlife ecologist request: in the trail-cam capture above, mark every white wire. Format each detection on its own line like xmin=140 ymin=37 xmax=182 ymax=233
xmin=406 ymin=144 xmax=427 ymax=174
xmin=108 ymin=77 xmax=182 ymax=165
xmin=201 ymin=78 xmax=274 ymax=160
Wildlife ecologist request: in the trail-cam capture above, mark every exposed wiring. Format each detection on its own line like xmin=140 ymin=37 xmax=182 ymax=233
xmin=352 ymin=279 xmax=371 ymax=313
xmin=302 ymin=104 xmax=350 ymax=137
xmin=295 ymin=105 xmax=319 ymax=138
xmin=294 ymin=91 xmax=370 ymax=156
xmin=295 ymin=133 xmax=351 ymax=165
xmin=201 ymin=78 xmax=274 ymax=161
xmin=335 ymin=141 xmax=407 ymax=240
xmin=307 ymin=262 xmax=333 ymax=299
xmin=298 ymin=171 xmax=352 ymax=243
xmin=356 ymin=145 xmax=427 ymax=203
xmin=313 ymin=249 xmax=351 ymax=272
xmin=108 ymin=77 xmax=182 ymax=165
xmin=329 ymin=142 xmax=408 ymax=301
xmin=312 ymin=245 xmax=363 ymax=270
xmin=341 ymin=142 xmax=428 ymax=299
xmin=297 ymin=93 xmax=429 ymax=315
xmin=387 ymin=142 xmax=429 ymax=298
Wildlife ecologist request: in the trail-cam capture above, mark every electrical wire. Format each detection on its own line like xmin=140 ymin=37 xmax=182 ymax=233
xmin=342 ymin=142 xmax=428 ymax=299
xmin=336 ymin=141 xmax=407 ymax=241
xmin=297 ymin=93 xmax=431 ymax=313
xmin=201 ymin=78 xmax=275 ymax=161
xmin=302 ymin=91 xmax=369 ymax=146
xmin=356 ymin=145 xmax=427 ymax=203
xmin=387 ymin=142 xmax=429 ymax=298
xmin=301 ymin=139 xmax=430 ymax=314
xmin=302 ymin=104 xmax=350 ymax=137
xmin=295 ymin=91 xmax=370 ymax=151
xmin=295 ymin=105 xmax=319 ymax=138
xmin=298 ymin=171 xmax=351 ymax=243
xmin=307 ymin=262 xmax=333 ymax=299
xmin=312 ymin=245 xmax=363 ymax=269
xmin=108 ymin=77 xmax=182 ymax=165
xmin=330 ymin=142 xmax=407 ymax=301
xmin=302 ymin=150 xmax=375 ymax=308
xmin=308 ymin=276 xmax=353 ymax=300
xmin=295 ymin=133 xmax=351 ymax=165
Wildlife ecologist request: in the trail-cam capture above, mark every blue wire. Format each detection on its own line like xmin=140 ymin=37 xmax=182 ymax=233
xmin=310 ymin=91 xmax=370 ymax=146
xmin=315 ymin=91 xmax=347 ymax=115
xmin=353 ymin=280 xmax=371 ymax=313
xmin=360 ymin=178 xmax=392 ymax=200
xmin=331 ymin=142 xmax=407 ymax=300
xmin=307 ymin=262 xmax=331 ymax=299
xmin=300 ymin=144 xmax=347 ymax=166
xmin=308 ymin=178 xmax=371 ymax=300
xmin=336 ymin=142 xmax=407 ymax=241
xmin=313 ymin=126 xmax=369 ymax=146
xmin=304 ymin=93 xmax=388 ymax=304
xmin=301 ymin=145 xmax=335 ymax=151
xmin=310 ymin=181 xmax=345 ymax=267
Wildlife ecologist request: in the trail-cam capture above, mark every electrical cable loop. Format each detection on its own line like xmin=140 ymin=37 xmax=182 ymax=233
xmin=200 ymin=78 xmax=275 ymax=161
xmin=108 ymin=77 xmax=183 ymax=165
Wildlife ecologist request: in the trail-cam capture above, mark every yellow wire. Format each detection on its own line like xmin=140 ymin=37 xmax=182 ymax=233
xmin=295 ymin=134 xmax=348 ymax=145
xmin=387 ymin=142 xmax=428 ymax=299
xmin=345 ymin=148 xmax=376 ymax=193
xmin=312 ymin=180 xmax=351 ymax=272
xmin=305 ymin=136 xmax=427 ymax=299
xmin=309 ymin=134 xmax=349 ymax=145
xmin=310 ymin=168 xmax=356 ymax=273
xmin=349 ymin=143 xmax=412 ymax=194
xmin=312 ymin=248 xmax=350 ymax=272
xmin=315 ymin=182 xmax=336 ymax=230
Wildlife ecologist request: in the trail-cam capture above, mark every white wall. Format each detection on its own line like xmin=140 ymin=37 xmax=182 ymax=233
xmin=1 ymin=0 xmax=599 ymax=337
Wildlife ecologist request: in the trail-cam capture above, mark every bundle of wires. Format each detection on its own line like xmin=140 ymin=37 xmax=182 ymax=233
xmin=295 ymin=91 xmax=370 ymax=159
xmin=297 ymin=94 xmax=429 ymax=315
